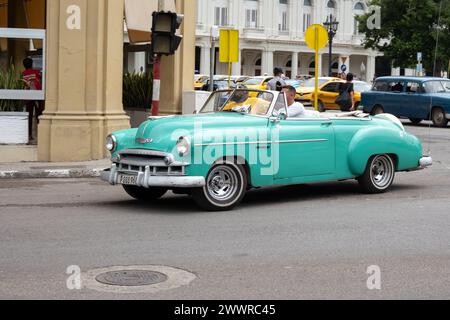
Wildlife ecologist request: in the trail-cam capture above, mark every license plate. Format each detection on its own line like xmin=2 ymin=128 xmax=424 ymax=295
xmin=119 ymin=174 xmax=137 ymax=186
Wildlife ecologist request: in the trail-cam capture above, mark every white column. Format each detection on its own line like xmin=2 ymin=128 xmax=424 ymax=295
xmin=291 ymin=52 xmax=299 ymax=79
xmin=272 ymin=0 xmax=279 ymax=36
xmin=262 ymin=50 xmax=274 ymax=76
xmin=232 ymin=50 xmax=242 ymax=75
xmin=317 ymin=53 xmax=323 ymax=77
xmin=200 ymin=45 xmax=211 ymax=75
xmin=367 ymin=55 xmax=376 ymax=82
xmin=289 ymin=0 xmax=296 ymax=38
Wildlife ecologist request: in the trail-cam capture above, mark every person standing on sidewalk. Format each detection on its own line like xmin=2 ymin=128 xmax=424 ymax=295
xmin=22 ymin=58 xmax=44 ymax=142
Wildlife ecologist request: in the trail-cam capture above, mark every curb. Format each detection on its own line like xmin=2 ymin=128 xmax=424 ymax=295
xmin=0 ymin=168 xmax=104 ymax=180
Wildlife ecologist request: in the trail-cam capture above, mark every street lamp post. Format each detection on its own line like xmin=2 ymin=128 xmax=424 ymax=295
xmin=323 ymin=14 xmax=339 ymax=77
xmin=210 ymin=26 xmax=219 ymax=92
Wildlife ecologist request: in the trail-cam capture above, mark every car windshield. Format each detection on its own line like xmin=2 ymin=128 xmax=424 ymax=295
xmin=199 ymin=90 xmax=275 ymax=116
xmin=302 ymin=78 xmax=330 ymax=87
xmin=285 ymin=80 xmax=302 ymax=88
xmin=424 ymin=81 xmax=448 ymax=93
xmin=243 ymin=78 xmax=264 ymax=85
xmin=441 ymin=80 xmax=450 ymax=92
xmin=354 ymin=82 xmax=372 ymax=92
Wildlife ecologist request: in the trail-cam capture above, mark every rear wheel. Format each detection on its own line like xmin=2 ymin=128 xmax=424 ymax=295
xmin=431 ymin=107 xmax=448 ymax=128
xmin=371 ymin=105 xmax=384 ymax=115
xmin=191 ymin=161 xmax=247 ymax=211
xmin=358 ymin=155 xmax=396 ymax=194
xmin=409 ymin=118 xmax=422 ymax=124
xmin=123 ymin=185 xmax=167 ymax=201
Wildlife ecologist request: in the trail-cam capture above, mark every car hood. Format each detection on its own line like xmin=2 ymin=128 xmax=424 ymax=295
xmin=131 ymin=113 xmax=269 ymax=153
xmin=297 ymin=87 xmax=315 ymax=94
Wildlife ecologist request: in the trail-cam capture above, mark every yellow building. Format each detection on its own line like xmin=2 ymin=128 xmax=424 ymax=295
xmin=0 ymin=0 xmax=195 ymax=162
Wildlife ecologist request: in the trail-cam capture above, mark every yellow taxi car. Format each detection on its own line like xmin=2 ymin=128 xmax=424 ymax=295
xmin=311 ymin=80 xmax=372 ymax=112
xmin=241 ymin=76 xmax=273 ymax=97
xmin=242 ymin=76 xmax=274 ymax=90
xmin=295 ymin=77 xmax=341 ymax=105
xmin=194 ymin=75 xmax=209 ymax=90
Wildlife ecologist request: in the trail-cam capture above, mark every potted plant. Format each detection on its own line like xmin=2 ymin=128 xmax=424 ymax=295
xmin=123 ymin=71 xmax=153 ymax=110
xmin=122 ymin=71 xmax=153 ymax=127
xmin=0 ymin=64 xmax=28 ymax=144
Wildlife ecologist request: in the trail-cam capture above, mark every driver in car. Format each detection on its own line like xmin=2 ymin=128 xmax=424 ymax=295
xmin=281 ymin=86 xmax=307 ymax=117
xmin=223 ymin=90 xmax=250 ymax=111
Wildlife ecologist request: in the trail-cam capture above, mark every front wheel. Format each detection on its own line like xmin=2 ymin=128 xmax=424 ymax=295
xmin=123 ymin=185 xmax=167 ymax=201
xmin=191 ymin=161 xmax=248 ymax=211
xmin=358 ymin=155 xmax=396 ymax=194
xmin=431 ymin=108 xmax=449 ymax=128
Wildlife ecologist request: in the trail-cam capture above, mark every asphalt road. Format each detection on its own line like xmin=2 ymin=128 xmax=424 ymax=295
xmin=1 ymin=121 xmax=449 ymax=300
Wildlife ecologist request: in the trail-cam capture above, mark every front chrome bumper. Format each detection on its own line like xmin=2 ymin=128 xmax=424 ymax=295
xmin=101 ymin=164 xmax=206 ymax=188
xmin=446 ymin=113 xmax=450 ymax=120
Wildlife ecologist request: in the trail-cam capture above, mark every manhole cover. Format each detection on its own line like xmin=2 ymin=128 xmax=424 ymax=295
xmin=83 ymin=265 xmax=196 ymax=294
xmin=95 ymin=270 xmax=168 ymax=287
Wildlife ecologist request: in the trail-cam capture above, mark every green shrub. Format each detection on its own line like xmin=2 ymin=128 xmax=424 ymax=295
xmin=122 ymin=71 xmax=153 ymax=110
xmin=0 ymin=64 xmax=25 ymax=112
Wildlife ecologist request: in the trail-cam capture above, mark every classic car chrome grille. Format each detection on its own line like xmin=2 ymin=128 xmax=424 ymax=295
xmin=116 ymin=163 xmax=185 ymax=176
xmin=114 ymin=149 xmax=186 ymax=176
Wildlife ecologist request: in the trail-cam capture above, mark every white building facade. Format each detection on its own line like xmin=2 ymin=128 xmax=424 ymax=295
xmin=195 ymin=0 xmax=379 ymax=82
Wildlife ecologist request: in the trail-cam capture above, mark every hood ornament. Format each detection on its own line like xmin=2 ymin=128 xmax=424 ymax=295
xmin=136 ymin=138 xmax=154 ymax=144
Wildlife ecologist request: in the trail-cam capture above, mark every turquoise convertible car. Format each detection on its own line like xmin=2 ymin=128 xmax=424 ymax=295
xmin=101 ymin=89 xmax=432 ymax=211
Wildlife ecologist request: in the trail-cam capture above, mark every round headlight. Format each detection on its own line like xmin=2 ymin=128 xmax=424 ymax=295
xmin=176 ymin=136 xmax=191 ymax=156
xmin=106 ymin=135 xmax=117 ymax=152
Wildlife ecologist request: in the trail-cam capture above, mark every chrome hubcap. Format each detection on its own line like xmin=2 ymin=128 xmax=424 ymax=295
xmin=370 ymin=156 xmax=393 ymax=189
xmin=207 ymin=166 xmax=238 ymax=202
xmin=434 ymin=111 xmax=444 ymax=123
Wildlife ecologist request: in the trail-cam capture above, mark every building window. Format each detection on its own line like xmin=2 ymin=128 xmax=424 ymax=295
xmin=246 ymin=9 xmax=258 ymax=28
xmin=214 ymin=7 xmax=228 ymax=27
xmin=279 ymin=0 xmax=288 ymax=31
xmin=304 ymin=0 xmax=312 ymax=5
xmin=303 ymin=13 xmax=311 ymax=32
xmin=354 ymin=2 xmax=365 ymax=35
xmin=327 ymin=0 xmax=336 ymax=8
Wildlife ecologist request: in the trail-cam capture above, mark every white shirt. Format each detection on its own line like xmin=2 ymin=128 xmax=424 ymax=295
xmin=287 ymin=102 xmax=307 ymax=118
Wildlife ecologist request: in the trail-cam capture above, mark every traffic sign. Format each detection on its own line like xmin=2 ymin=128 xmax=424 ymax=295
xmin=305 ymin=24 xmax=329 ymax=50
xmin=341 ymin=64 xmax=348 ymax=72
xmin=305 ymin=24 xmax=329 ymax=111
xmin=219 ymin=29 xmax=239 ymax=63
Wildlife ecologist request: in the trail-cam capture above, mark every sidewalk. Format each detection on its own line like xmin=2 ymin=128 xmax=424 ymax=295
xmin=0 ymin=159 xmax=110 ymax=180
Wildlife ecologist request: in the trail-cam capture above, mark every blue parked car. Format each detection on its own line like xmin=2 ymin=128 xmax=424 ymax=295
xmin=361 ymin=77 xmax=450 ymax=127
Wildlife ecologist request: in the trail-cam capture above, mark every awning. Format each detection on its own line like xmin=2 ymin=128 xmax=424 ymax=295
xmin=125 ymin=0 xmax=176 ymax=44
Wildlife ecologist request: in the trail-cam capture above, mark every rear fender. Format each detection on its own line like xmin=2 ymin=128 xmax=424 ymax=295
xmin=347 ymin=126 xmax=418 ymax=176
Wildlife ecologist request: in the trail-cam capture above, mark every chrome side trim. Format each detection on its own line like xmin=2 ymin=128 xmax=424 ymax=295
xmin=446 ymin=113 xmax=450 ymax=120
xmin=194 ymin=139 xmax=328 ymax=147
